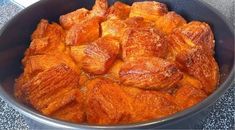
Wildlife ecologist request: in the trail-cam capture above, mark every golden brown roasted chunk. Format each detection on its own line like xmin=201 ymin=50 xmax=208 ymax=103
xmin=65 ymin=17 xmax=101 ymax=45
xmin=60 ymin=0 xmax=107 ymax=29
xmin=101 ymin=18 xmax=127 ymax=39
xmin=52 ymin=91 xmax=85 ymax=123
xmin=155 ymin=11 xmax=187 ymax=34
xmin=106 ymin=1 xmax=131 ymax=19
xmin=23 ymin=54 xmax=80 ymax=76
xmin=101 ymin=17 xmax=154 ymax=40
xmin=90 ymin=0 xmax=108 ymax=17
xmin=174 ymin=85 xmax=207 ymax=109
xmin=167 ymin=25 xmax=219 ymax=94
xmin=167 ymin=33 xmax=192 ymax=60
xmin=85 ymin=78 xmax=133 ymax=124
xmin=176 ymin=47 xmax=219 ymax=94
xmin=31 ymin=19 xmax=48 ymax=39
xmin=15 ymin=64 xmax=80 ymax=115
xmin=120 ymin=57 xmax=183 ymax=90
xmin=121 ymin=27 xmax=168 ymax=60
xmin=25 ymin=19 xmax=65 ymax=57
xmin=174 ymin=21 xmax=215 ymax=53
xmin=82 ymin=36 xmax=120 ymax=74
xmin=31 ymin=19 xmax=65 ymax=42
xmin=123 ymin=86 xmax=179 ymax=122
xmin=129 ymin=1 xmax=168 ymax=21
xmin=59 ymin=8 xmax=89 ymax=29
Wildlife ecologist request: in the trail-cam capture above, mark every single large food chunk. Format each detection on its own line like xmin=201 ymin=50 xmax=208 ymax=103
xmin=82 ymin=36 xmax=120 ymax=74
xmin=65 ymin=17 xmax=100 ymax=45
xmin=26 ymin=19 xmax=65 ymax=57
xmin=120 ymin=57 xmax=183 ymax=90
xmin=167 ymin=25 xmax=219 ymax=94
xmin=14 ymin=64 xmax=80 ymax=115
xmin=85 ymin=78 xmax=133 ymax=124
xmin=174 ymin=21 xmax=215 ymax=53
xmin=121 ymin=27 xmax=168 ymax=60
xmin=60 ymin=0 xmax=108 ymax=29
xmin=129 ymin=1 xmax=168 ymax=21
xmin=60 ymin=8 xmax=89 ymax=29
xmin=123 ymin=86 xmax=179 ymax=122
xmin=176 ymin=47 xmax=219 ymax=94
xmin=23 ymin=54 xmax=80 ymax=76
xmin=106 ymin=1 xmax=131 ymax=19
xmin=155 ymin=11 xmax=187 ymax=34
xmin=31 ymin=19 xmax=65 ymax=41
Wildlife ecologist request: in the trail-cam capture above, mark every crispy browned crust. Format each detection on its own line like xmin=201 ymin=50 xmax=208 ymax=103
xmin=82 ymin=36 xmax=120 ymax=74
xmin=174 ymin=21 xmax=215 ymax=53
xmin=176 ymin=47 xmax=219 ymax=94
xmin=129 ymin=1 xmax=168 ymax=21
xmin=101 ymin=18 xmax=127 ymax=39
xmin=166 ymin=33 xmax=192 ymax=60
xmin=23 ymin=53 xmax=80 ymax=76
xmin=25 ymin=20 xmax=65 ymax=57
xmin=106 ymin=1 xmax=131 ymax=19
xmin=59 ymin=8 xmax=89 ymax=29
xmin=15 ymin=64 xmax=80 ymax=115
xmin=121 ymin=27 xmax=168 ymax=60
xmin=167 ymin=21 xmax=218 ymax=94
xmin=31 ymin=19 xmax=49 ymax=39
xmin=85 ymin=78 xmax=133 ymax=124
xmin=101 ymin=17 xmax=154 ymax=40
xmin=60 ymin=0 xmax=108 ymax=30
xmin=65 ymin=17 xmax=101 ymax=45
xmin=31 ymin=19 xmax=65 ymax=41
xmin=91 ymin=0 xmax=108 ymax=17
xmin=155 ymin=11 xmax=187 ymax=34
xmin=120 ymin=57 xmax=183 ymax=90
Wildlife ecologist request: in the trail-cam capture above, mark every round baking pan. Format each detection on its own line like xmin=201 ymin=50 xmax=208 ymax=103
xmin=0 ymin=0 xmax=234 ymax=129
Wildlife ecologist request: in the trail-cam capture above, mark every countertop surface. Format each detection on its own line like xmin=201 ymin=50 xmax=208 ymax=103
xmin=0 ymin=0 xmax=234 ymax=129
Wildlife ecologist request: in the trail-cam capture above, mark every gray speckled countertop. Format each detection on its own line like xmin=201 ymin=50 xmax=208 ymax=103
xmin=0 ymin=0 xmax=234 ymax=129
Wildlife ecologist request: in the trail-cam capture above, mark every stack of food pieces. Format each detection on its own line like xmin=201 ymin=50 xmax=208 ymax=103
xmin=15 ymin=0 xmax=219 ymax=125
